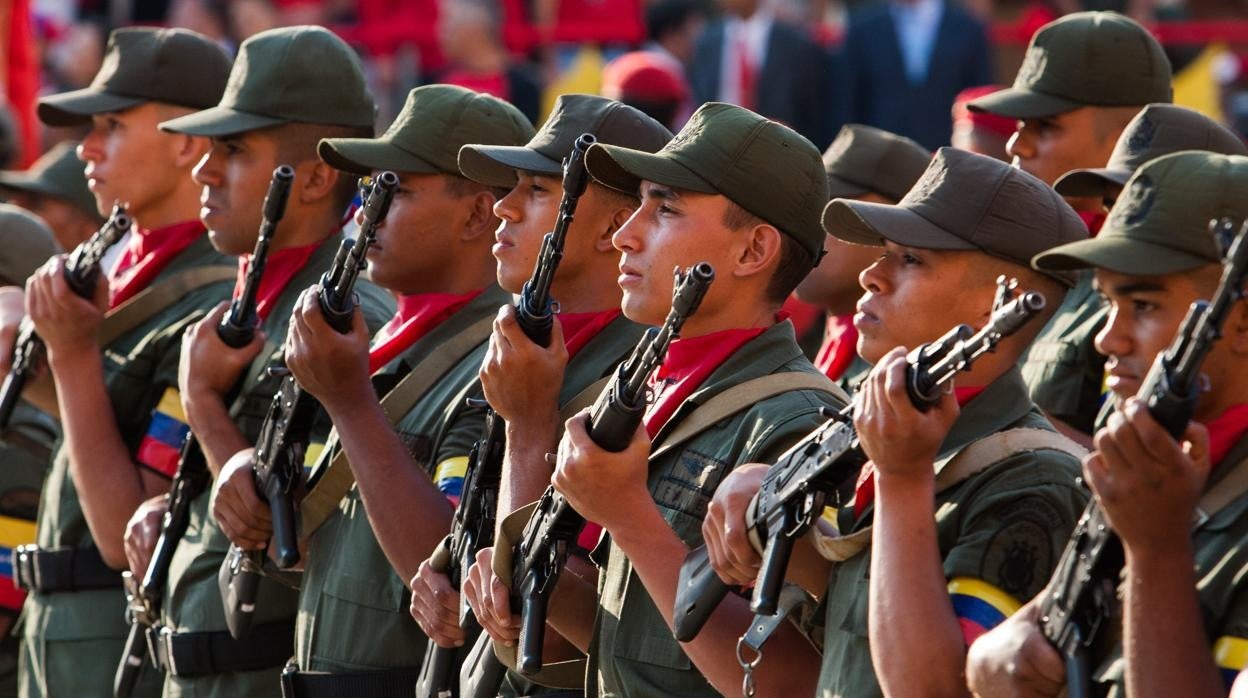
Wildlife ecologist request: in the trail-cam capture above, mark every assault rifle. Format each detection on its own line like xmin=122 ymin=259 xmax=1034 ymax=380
xmin=1039 ymin=218 xmax=1248 ymax=698
xmin=416 ymin=133 xmax=595 ymax=698
xmin=673 ymin=277 xmax=1047 ymax=642
xmin=0 ymin=204 xmax=132 ymax=428
xmin=221 ymin=171 xmax=397 ymax=639
xmin=463 ymin=262 xmax=714 ymax=698
xmin=113 ymin=167 xmax=293 ymax=698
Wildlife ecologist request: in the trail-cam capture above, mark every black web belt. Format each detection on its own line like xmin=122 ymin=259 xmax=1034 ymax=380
xmin=148 ymin=620 xmax=295 ymax=677
xmin=279 ymin=663 xmax=421 ymax=698
xmin=13 ymin=544 xmax=122 ymax=592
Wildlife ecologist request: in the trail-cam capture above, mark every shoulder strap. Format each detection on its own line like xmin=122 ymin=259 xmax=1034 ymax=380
xmin=811 ymin=427 xmax=1089 ymax=562
xmin=1195 ymin=454 xmax=1248 ymax=527
xmin=649 ymin=372 xmax=848 ymax=463
xmin=98 ymin=265 xmax=236 ymax=347
xmin=299 ymin=314 xmax=496 ymax=536
xmin=559 ymin=376 xmax=611 ymax=422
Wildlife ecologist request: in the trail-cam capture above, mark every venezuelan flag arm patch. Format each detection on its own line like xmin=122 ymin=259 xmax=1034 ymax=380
xmin=0 ymin=515 xmax=35 ymax=610
xmin=135 ymin=388 xmax=189 ymax=478
xmin=1214 ymin=636 xmax=1248 ymax=688
xmin=949 ymin=577 xmax=1022 ymax=645
xmin=435 ymin=456 xmax=470 ymax=506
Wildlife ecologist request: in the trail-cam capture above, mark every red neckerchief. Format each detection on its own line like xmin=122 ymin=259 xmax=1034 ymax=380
xmin=852 ymin=385 xmax=986 ymax=519
xmin=1205 ymin=404 xmax=1248 ymax=468
xmin=559 ymin=309 xmax=621 ymax=358
xmin=815 ymin=314 xmax=860 ymax=381
xmin=1078 ymin=210 xmax=1107 ymax=237
xmin=108 ymin=220 xmax=205 ymax=308
xmin=643 ymin=324 xmax=768 ymax=438
xmin=232 ymin=242 xmax=321 ymax=322
xmin=366 ymin=289 xmax=485 ymax=374
xmin=781 ymin=295 xmax=822 ymax=341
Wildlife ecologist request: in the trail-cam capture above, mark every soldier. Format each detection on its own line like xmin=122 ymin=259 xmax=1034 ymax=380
xmin=967 ymin=151 xmax=1248 ymax=697
xmin=701 ymin=148 xmax=1090 ymax=696
xmin=17 ymin=27 xmax=234 ymax=697
xmin=209 ymin=83 xmax=532 ymax=695
xmin=457 ymin=102 xmax=847 ymax=696
xmin=406 ymin=95 xmax=672 ymax=696
xmin=118 ymin=26 xmax=397 ymax=696
xmin=0 ymin=143 xmax=104 ymax=253
xmin=968 ymin=11 xmax=1172 ymax=443
xmin=801 ymin=124 xmax=930 ymax=390
xmin=0 ymin=206 xmax=58 ymax=698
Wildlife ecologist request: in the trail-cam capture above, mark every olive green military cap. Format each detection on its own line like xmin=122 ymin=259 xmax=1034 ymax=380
xmin=38 ymin=28 xmax=230 ymax=128
xmin=823 ymin=124 xmax=931 ymax=201
xmin=459 ymin=93 xmax=670 ymax=189
xmin=969 ymin=12 xmax=1172 ymax=119
xmin=0 ymin=142 xmax=98 ymax=218
xmin=160 ymin=25 xmax=375 ymax=137
xmin=825 ymin=147 xmax=1086 ymax=286
xmin=1055 ymin=104 xmax=1247 ymax=198
xmin=585 ymin=102 xmax=829 ymax=258
xmin=0 ymin=204 xmax=61 ymax=285
xmin=1035 ymin=151 xmax=1248 ymax=275
xmin=319 ymin=85 xmax=534 ymax=176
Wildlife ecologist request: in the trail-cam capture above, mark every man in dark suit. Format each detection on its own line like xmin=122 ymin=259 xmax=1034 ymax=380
xmin=840 ymin=0 xmax=993 ymax=151
xmin=689 ymin=0 xmax=839 ymax=149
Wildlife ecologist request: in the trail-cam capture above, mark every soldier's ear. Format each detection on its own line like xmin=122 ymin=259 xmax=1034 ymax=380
xmin=461 ymin=191 xmax=498 ymax=242
xmin=1227 ymin=293 xmax=1248 ymax=355
xmin=734 ymin=222 xmax=782 ymax=282
xmin=296 ymin=160 xmax=339 ymax=205
xmin=597 ymin=205 xmax=634 ymax=252
xmin=171 ymin=134 xmax=210 ymax=170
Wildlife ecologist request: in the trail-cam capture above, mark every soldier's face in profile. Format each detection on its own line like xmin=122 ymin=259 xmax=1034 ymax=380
xmin=854 ymin=241 xmax=996 ymax=364
xmin=1093 ymin=266 xmax=1222 ymax=414
xmin=366 ymin=172 xmax=485 ymax=295
xmin=79 ymin=104 xmax=184 ymax=221
xmin=193 ymin=130 xmax=279 ymax=256
xmin=492 ymin=171 xmax=561 ymax=293
xmin=1007 ymin=108 xmax=1115 ymax=199
xmin=612 ymin=181 xmax=741 ymax=331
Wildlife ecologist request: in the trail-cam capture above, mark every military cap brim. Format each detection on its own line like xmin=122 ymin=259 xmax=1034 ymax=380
xmin=318 ymin=139 xmax=442 ymax=176
xmin=38 ymin=89 xmax=147 ymax=127
xmin=825 ymin=174 xmax=872 ymax=200
xmin=583 ymin=142 xmax=716 ymax=197
xmin=822 ymin=198 xmax=978 ymax=250
xmin=158 ymin=105 xmax=287 ymax=137
xmin=967 ymin=87 xmax=1084 ymax=120
xmin=458 ymin=145 xmax=562 ymax=189
xmin=1053 ymin=167 xmax=1133 ymax=198
xmin=1033 ymin=236 xmax=1213 ymax=275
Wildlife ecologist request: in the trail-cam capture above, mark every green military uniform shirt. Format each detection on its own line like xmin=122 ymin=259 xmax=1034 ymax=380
xmin=20 ymin=233 xmax=235 ymax=698
xmin=816 ymin=368 xmax=1088 ymax=698
xmin=1088 ymin=432 xmax=1248 ymax=695
xmin=296 ymin=301 xmax=642 ymax=675
xmin=590 ymin=321 xmax=846 ymax=698
xmin=1019 ymin=272 xmax=1108 ymax=435
xmin=161 ymin=234 xmax=394 ymax=697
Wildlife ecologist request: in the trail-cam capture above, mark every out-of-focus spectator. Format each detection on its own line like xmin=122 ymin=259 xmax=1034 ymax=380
xmin=0 ymin=141 xmax=102 ymax=251
xmin=535 ymin=0 xmax=644 ymax=46
xmin=689 ymin=0 xmax=839 ymax=148
xmin=1216 ymin=51 xmax=1248 ymax=140
xmin=951 ymin=85 xmax=1015 ymax=160
xmin=44 ymin=21 xmax=104 ymax=91
xmin=435 ymin=0 xmax=541 ymax=124
xmin=645 ymin=0 xmax=705 ymax=69
xmin=839 ymin=0 xmax=993 ymax=151
xmin=167 ymin=0 xmax=232 ymax=51
xmin=229 ymin=0 xmax=281 ymax=42
xmin=602 ymin=51 xmax=690 ymax=130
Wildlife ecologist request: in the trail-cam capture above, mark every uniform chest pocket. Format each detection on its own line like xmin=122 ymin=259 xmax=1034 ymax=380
xmin=652 ymin=449 xmax=728 ymax=542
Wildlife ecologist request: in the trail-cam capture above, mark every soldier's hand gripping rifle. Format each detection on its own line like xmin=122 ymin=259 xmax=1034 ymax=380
xmin=113 ymin=167 xmax=293 ymax=698
xmin=0 ymin=204 xmax=132 ymax=429
xmin=220 ymin=171 xmax=397 ymax=640
xmin=673 ymin=277 xmax=1047 ymax=642
xmin=1039 ymin=218 xmax=1248 ymax=698
xmin=463 ymin=262 xmax=714 ymax=698
xmin=416 ymin=134 xmax=594 ymax=698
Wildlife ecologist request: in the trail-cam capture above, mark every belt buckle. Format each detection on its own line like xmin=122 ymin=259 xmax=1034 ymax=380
xmin=159 ymin=626 xmax=179 ymax=677
xmin=13 ymin=544 xmax=35 ymax=590
xmin=280 ymin=661 xmax=300 ymax=698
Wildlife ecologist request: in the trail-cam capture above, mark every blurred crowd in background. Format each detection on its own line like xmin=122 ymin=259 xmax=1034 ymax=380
xmin=0 ymin=0 xmax=1247 ymax=179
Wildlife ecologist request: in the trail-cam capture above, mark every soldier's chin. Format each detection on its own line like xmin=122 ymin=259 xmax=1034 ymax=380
xmin=620 ymin=293 xmax=660 ymax=326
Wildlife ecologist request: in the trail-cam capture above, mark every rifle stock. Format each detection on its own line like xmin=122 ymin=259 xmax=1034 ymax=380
xmin=1039 ymin=218 xmax=1248 ymax=695
xmin=674 ymin=277 xmax=1048 ymax=640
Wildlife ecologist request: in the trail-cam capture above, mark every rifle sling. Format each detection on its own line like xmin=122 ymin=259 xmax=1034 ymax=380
xmin=299 ymin=314 xmax=496 ymax=536
xmin=1195 ymin=453 xmax=1248 ymax=528
xmin=487 ymin=371 xmax=846 ymax=689
xmin=809 ymin=427 xmax=1089 ymax=562
xmin=98 ymin=265 xmax=237 ymax=347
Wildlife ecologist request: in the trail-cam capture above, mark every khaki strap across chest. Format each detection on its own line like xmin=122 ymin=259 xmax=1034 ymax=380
xmin=298 ymin=314 xmax=496 ymax=535
xmin=98 ymin=265 xmax=236 ymax=347
xmin=1195 ymin=453 xmax=1248 ymax=528
xmin=811 ymin=427 xmax=1089 ymax=562
xmin=649 ymin=372 xmax=850 ymax=462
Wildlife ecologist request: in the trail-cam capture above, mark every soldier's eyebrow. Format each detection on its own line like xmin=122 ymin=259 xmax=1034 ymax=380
xmin=641 ymin=183 xmax=679 ymax=202
xmin=1112 ymin=280 xmax=1166 ymax=295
